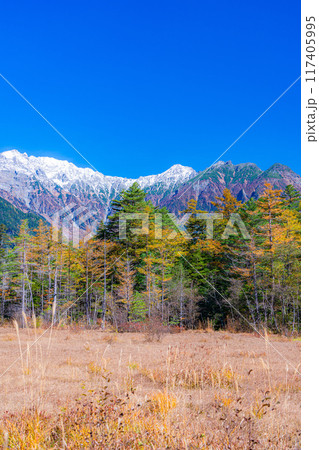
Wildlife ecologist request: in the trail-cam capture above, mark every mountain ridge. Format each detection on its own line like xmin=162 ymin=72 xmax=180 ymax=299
xmin=160 ymin=160 xmax=300 ymax=214
xmin=0 ymin=149 xmax=300 ymax=228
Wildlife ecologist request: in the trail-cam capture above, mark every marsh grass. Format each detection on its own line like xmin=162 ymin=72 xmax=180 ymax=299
xmin=0 ymin=327 xmax=300 ymax=449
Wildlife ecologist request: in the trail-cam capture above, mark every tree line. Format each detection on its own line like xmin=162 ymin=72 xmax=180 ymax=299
xmin=0 ymin=182 xmax=300 ymax=333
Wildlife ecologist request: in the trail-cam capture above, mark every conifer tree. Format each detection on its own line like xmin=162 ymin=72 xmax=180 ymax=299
xmin=211 ymin=188 xmax=242 ymax=218
xmin=99 ymin=182 xmax=149 ymax=244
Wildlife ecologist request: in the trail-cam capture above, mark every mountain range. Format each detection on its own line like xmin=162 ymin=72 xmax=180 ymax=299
xmin=0 ymin=149 xmax=300 ymax=233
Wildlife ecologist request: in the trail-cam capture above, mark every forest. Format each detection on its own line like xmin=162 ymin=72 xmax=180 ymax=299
xmin=0 ymin=182 xmax=301 ymax=334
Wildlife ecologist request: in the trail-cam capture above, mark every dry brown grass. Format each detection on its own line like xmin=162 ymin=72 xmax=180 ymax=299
xmin=0 ymin=327 xmax=300 ymax=449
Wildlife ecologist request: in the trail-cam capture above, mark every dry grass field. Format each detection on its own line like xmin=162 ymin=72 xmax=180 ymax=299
xmin=0 ymin=326 xmax=300 ymax=449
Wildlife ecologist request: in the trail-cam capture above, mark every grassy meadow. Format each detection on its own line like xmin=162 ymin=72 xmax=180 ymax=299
xmin=0 ymin=325 xmax=300 ymax=449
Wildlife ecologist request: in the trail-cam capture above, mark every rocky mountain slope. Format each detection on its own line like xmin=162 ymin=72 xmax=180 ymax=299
xmin=0 ymin=150 xmax=300 ymax=229
xmin=0 ymin=150 xmax=196 ymax=224
xmin=160 ymin=161 xmax=301 ymax=215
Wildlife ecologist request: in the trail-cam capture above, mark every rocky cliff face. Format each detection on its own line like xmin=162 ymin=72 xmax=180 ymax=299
xmin=0 ymin=150 xmax=300 ymax=227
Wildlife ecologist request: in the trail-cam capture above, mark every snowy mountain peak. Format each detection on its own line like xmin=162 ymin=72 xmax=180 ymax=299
xmin=2 ymin=149 xmax=28 ymax=159
xmin=163 ymin=164 xmax=195 ymax=175
xmin=0 ymin=149 xmax=197 ymax=201
xmin=166 ymin=163 xmax=192 ymax=171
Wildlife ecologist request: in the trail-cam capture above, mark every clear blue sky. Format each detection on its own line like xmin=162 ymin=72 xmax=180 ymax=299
xmin=0 ymin=0 xmax=300 ymax=177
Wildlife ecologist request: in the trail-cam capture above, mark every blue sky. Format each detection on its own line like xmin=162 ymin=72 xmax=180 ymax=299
xmin=0 ymin=0 xmax=300 ymax=177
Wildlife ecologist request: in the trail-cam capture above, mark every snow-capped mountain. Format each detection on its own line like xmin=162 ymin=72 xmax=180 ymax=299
xmin=0 ymin=149 xmax=300 ymax=235
xmin=0 ymin=150 xmax=195 ymax=191
xmin=0 ymin=149 xmax=197 ymax=222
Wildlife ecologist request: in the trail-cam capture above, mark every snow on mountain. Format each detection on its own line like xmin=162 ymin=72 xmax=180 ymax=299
xmin=1 ymin=149 xmax=126 ymax=192
xmin=136 ymin=164 xmax=197 ymax=190
xmin=0 ymin=149 xmax=300 ymax=231
xmin=0 ymin=149 xmax=197 ymax=222
xmin=0 ymin=150 xmax=196 ymax=192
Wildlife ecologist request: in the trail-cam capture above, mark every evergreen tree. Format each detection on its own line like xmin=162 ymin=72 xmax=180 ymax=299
xmin=98 ymin=182 xmax=150 ymax=244
xmin=282 ymin=184 xmax=301 ymax=210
